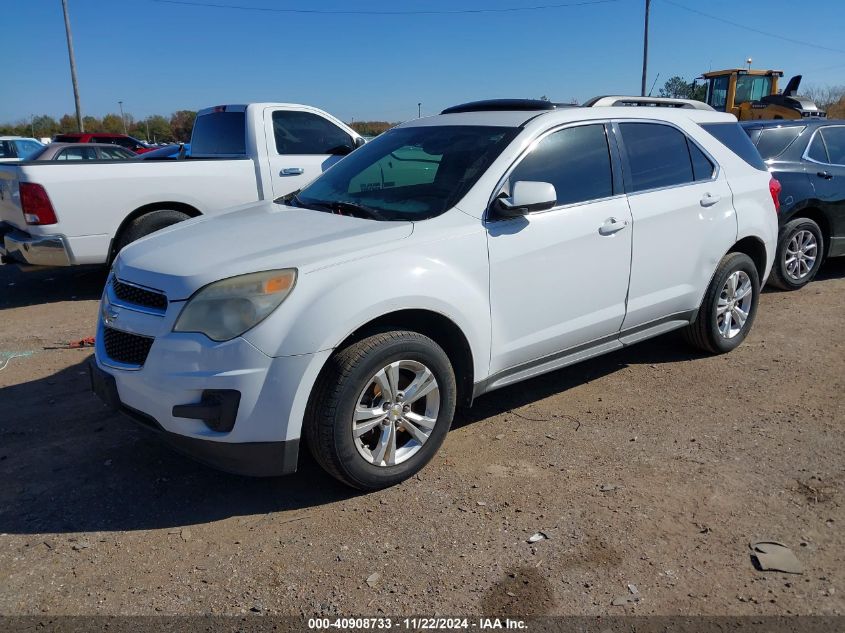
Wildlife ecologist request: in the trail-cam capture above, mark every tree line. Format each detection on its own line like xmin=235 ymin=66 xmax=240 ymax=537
xmin=0 ymin=112 xmax=400 ymax=142
xmin=0 ymin=110 xmax=198 ymax=143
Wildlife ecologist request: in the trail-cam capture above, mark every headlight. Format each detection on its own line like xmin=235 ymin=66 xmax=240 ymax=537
xmin=173 ymin=269 xmax=297 ymax=341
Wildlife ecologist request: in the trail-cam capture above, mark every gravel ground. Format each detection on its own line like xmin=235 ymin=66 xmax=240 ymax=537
xmin=0 ymin=260 xmax=843 ymax=617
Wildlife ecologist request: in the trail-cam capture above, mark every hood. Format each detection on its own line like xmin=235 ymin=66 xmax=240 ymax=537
xmin=114 ymin=201 xmax=413 ymax=299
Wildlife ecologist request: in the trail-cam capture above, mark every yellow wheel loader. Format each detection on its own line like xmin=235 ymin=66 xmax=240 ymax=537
xmin=700 ymin=68 xmax=826 ymax=120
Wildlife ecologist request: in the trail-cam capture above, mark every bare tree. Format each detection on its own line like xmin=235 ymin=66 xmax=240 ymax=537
xmin=801 ymin=84 xmax=845 ymax=109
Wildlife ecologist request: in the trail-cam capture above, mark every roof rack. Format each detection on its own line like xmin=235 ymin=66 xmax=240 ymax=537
xmin=441 ymin=99 xmax=574 ymax=114
xmin=583 ymin=96 xmax=714 ymax=110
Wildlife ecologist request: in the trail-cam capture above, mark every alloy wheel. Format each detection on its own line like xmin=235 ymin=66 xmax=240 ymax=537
xmin=784 ymin=229 xmax=818 ymax=281
xmin=352 ymin=360 xmax=440 ymax=467
xmin=716 ymin=270 xmax=753 ymax=339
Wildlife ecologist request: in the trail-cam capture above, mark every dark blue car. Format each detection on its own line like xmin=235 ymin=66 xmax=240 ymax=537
xmin=742 ymin=120 xmax=845 ymax=289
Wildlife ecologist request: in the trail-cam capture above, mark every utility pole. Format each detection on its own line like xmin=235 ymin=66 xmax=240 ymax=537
xmin=30 ymin=115 xmax=35 ymax=138
xmin=640 ymin=0 xmax=650 ymax=97
xmin=118 ymin=100 xmax=128 ymax=134
xmin=61 ymin=0 xmax=84 ymax=132
xmin=418 ymin=102 xmax=421 ymax=118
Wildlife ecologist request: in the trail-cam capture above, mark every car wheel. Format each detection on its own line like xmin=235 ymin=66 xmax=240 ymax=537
xmin=683 ymin=252 xmax=760 ymax=354
xmin=304 ymin=330 xmax=457 ymax=490
xmin=768 ymin=218 xmax=824 ymax=291
xmin=112 ymin=209 xmax=191 ymax=262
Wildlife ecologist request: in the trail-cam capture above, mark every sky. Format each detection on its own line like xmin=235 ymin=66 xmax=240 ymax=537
xmin=3 ymin=0 xmax=844 ymax=124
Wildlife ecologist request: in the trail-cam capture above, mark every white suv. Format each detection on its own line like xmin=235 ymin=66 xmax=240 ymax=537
xmin=91 ymin=99 xmax=780 ymax=490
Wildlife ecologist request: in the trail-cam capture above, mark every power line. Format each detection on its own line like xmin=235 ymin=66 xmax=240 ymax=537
xmin=660 ymin=0 xmax=845 ymax=56
xmin=151 ymin=0 xmax=622 ymax=15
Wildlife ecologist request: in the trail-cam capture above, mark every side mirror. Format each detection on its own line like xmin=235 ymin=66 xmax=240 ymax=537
xmin=354 ymin=136 xmax=366 ymax=148
xmin=494 ymin=181 xmax=557 ymax=217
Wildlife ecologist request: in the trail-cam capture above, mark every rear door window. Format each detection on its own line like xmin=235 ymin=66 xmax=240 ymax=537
xmin=806 ymin=132 xmax=829 ymax=163
xmin=507 ymin=123 xmax=614 ymax=206
xmin=0 ymin=141 xmax=12 ymax=158
xmin=689 ymin=142 xmax=715 ymax=181
xmin=273 ymin=111 xmax=353 ymax=155
xmin=753 ymin=126 xmax=805 ymax=159
xmin=819 ymin=127 xmax=845 ymax=165
xmin=620 ymin=123 xmax=694 ymax=192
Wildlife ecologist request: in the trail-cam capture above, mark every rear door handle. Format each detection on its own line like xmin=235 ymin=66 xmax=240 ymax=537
xmin=817 ymin=171 xmax=833 ymax=180
xmin=700 ymin=192 xmax=721 ymax=207
xmin=280 ymin=167 xmax=304 ymax=176
xmin=598 ymin=217 xmax=628 ymax=235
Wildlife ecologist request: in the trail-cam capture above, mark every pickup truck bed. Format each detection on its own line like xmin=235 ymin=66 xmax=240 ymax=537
xmin=0 ymin=102 xmax=363 ymax=268
xmin=0 ymin=157 xmax=258 ymax=266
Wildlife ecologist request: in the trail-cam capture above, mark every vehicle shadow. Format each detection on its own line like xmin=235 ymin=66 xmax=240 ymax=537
xmin=0 ymin=357 xmax=357 ymax=535
xmin=455 ymin=330 xmax=701 ymax=428
xmin=0 ymin=331 xmax=704 ymax=535
xmin=816 ymin=255 xmax=845 ymax=282
xmin=0 ymin=264 xmax=107 ymax=310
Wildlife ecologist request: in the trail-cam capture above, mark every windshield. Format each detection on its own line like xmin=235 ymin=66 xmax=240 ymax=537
xmin=293 ymin=125 xmax=518 ymax=221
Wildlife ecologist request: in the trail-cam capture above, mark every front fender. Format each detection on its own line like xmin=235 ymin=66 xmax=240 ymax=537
xmin=242 ymin=226 xmax=492 ymax=381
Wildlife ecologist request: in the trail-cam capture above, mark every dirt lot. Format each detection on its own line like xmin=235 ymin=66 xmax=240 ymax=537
xmin=0 ymin=260 xmax=843 ymax=618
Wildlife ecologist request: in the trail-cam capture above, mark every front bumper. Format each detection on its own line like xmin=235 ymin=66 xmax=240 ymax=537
xmin=90 ymin=359 xmax=301 ymax=477
xmin=0 ymin=224 xmax=71 ymax=267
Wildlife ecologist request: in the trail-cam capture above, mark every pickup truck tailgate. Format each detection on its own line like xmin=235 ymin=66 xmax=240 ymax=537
xmin=0 ymin=166 xmax=25 ymax=230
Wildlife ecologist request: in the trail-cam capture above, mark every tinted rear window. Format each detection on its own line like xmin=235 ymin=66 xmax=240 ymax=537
xmin=752 ymin=126 xmax=805 ymax=159
xmin=620 ymin=123 xmax=694 ymax=192
xmin=190 ymin=112 xmax=246 ymax=156
xmin=820 ymin=127 xmax=845 ymax=165
xmin=701 ymin=123 xmax=767 ymax=171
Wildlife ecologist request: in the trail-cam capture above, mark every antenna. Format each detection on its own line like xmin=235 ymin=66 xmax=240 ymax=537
xmin=648 ymin=72 xmax=660 ymax=96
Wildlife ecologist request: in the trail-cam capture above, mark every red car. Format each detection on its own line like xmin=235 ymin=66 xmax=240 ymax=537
xmin=53 ymin=133 xmax=154 ymax=154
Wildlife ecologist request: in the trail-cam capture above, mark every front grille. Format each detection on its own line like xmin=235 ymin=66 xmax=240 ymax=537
xmin=112 ymin=278 xmax=167 ymax=312
xmin=103 ymin=327 xmax=154 ymax=367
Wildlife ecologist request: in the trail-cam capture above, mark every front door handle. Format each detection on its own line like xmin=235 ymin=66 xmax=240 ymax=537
xmin=700 ymin=192 xmax=721 ymax=207
xmin=280 ymin=167 xmax=304 ymax=176
xmin=598 ymin=217 xmax=628 ymax=235
xmin=818 ymin=171 xmax=833 ymax=180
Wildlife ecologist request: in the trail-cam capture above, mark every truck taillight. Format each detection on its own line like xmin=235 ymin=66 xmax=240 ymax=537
xmin=769 ymin=177 xmax=781 ymax=214
xmin=20 ymin=183 xmax=58 ymax=225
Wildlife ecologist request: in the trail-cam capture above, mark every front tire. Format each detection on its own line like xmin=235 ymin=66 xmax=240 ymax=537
xmin=112 ymin=209 xmax=191 ymax=262
xmin=768 ymin=217 xmax=824 ymax=291
xmin=684 ymin=252 xmax=760 ymax=354
xmin=304 ymin=330 xmax=457 ymax=490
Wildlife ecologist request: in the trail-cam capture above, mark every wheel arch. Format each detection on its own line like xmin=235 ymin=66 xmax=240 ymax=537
xmin=332 ymin=309 xmax=476 ymax=408
xmin=728 ymin=235 xmax=768 ymax=282
xmin=109 ymin=201 xmax=202 ymax=262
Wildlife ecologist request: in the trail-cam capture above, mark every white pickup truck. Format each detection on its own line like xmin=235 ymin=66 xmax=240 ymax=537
xmin=0 ymin=103 xmax=363 ymax=268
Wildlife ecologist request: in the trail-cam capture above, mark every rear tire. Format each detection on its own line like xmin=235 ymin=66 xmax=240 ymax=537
xmin=683 ymin=252 xmax=760 ymax=354
xmin=111 ymin=209 xmax=191 ymax=262
xmin=304 ymin=330 xmax=456 ymax=490
xmin=767 ymin=217 xmax=824 ymax=291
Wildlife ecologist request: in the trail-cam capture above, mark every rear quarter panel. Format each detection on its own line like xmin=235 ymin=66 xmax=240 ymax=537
xmin=694 ymin=126 xmax=779 ymax=283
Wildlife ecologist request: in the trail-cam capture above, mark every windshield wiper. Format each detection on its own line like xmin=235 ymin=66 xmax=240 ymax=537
xmin=294 ymin=198 xmax=388 ymax=221
xmin=330 ymin=201 xmax=388 ymax=221
xmin=274 ymin=190 xmax=301 ymax=205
